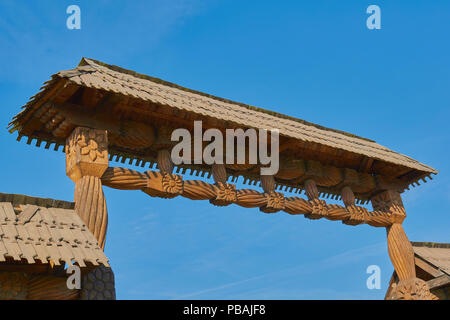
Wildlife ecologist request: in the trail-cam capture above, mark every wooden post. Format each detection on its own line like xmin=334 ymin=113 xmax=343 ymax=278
xmin=370 ymin=190 xmax=437 ymax=299
xmin=371 ymin=190 xmax=414 ymax=280
xmin=66 ymin=127 xmax=109 ymax=249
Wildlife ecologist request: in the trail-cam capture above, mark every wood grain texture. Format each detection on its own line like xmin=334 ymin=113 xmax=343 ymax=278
xmin=102 ymin=166 xmax=396 ymax=227
xmin=386 ymin=223 xmax=416 ymax=281
xmin=67 ymin=127 xmax=110 ymax=249
xmin=74 ymin=176 xmax=108 ymax=249
xmin=27 ymin=275 xmax=79 ymax=300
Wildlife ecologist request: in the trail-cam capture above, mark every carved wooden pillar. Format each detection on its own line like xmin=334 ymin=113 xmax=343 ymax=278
xmin=371 ymin=190 xmax=414 ymax=280
xmin=371 ymin=190 xmax=436 ymax=299
xmin=66 ymin=127 xmax=109 ymax=249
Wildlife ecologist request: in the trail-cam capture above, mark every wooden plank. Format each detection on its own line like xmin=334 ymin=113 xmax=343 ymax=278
xmin=17 ymin=205 xmax=39 ymax=224
xmin=0 ymin=203 xmax=16 ymax=222
xmin=415 ymin=256 xmax=444 ymax=278
xmin=427 ymin=274 xmax=450 ymax=290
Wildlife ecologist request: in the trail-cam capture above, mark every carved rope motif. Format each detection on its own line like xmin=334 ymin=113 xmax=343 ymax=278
xmin=101 ymin=166 xmax=396 ymax=227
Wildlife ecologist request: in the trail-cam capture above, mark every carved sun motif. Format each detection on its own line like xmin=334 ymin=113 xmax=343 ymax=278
xmin=216 ymin=182 xmax=236 ymax=202
xmin=162 ymin=174 xmax=183 ymax=194
xmin=266 ymin=192 xmax=285 ymax=210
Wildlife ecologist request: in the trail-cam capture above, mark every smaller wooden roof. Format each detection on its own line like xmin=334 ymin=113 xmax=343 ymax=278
xmin=412 ymin=242 xmax=450 ymax=275
xmin=0 ymin=193 xmax=109 ymax=267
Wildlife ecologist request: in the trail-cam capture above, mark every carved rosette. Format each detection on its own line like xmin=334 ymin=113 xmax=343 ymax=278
xmin=210 ymin=182 xmax=236 ymax=207
xmin=66 ymin=127 xmax=109 ymax=182
xmin=161 ymin=173 xmax=183 ymax=198
xmin=260 ymin=192 xmax=285 ymax=213
xmin=387 ymin=278 xmax=438 ymax=300
xmin=305 ymin=199 xmax=327 ymax=220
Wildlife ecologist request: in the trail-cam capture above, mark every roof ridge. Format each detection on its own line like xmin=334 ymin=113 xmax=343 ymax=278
xmin=79 ymin=57 xmax=376 ymax=143
xmin=411 ymin=241 xmax=450 ymax=249
xmin=0 ymin=192 xmax=74 ymax=209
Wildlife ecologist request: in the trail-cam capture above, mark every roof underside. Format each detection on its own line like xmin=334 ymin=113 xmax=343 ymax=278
xmin=8 ymin=58 xmax=437 ymax=201
xmin=412 ymin=242 xmax=450 ymax=275
xmin=0 ymin=193 xmax=109 ymax=267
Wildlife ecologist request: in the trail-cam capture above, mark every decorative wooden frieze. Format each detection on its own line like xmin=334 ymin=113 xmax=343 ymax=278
xmin=101 ymin=166 xmax=398 ymax=228
xmin=66 ymin=127 xmax=109 ymax=249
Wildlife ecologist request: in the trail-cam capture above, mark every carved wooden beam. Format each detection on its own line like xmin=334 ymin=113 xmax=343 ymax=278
xmin=50 ymin=102 xmax=155 ymax=149
xmin=66 ymin=127 xmax=109 ymax=249
xmin=101 ymin=166 xmax=397 ymax=228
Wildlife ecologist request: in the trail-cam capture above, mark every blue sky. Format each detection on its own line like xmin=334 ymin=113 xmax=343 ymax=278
xmin=0 ymin=1 xmax=449 ymax=299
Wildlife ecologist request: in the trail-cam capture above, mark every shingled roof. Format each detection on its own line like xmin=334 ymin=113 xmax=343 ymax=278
xmin=8 ymin=58 xmax=437 ymax=196
xmin=0 ymin=193 xmax=109 ymax=267
xmin=412 ymin=242 xmax=450 ymax=275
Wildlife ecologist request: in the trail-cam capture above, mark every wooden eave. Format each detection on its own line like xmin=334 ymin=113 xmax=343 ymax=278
xmin=8 ymin=58 xmax=438 ymax=203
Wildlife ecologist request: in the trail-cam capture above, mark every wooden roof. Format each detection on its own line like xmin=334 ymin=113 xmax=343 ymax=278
xmin=0 ymin=193 xmax=109 ymax=267
xmin=8 ymin=58 xmax=437 ymax=201
xmin=412 ymin=242 xmax=450 ymax=275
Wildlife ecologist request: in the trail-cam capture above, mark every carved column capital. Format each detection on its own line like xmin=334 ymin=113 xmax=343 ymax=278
xmin=66 ymin=127 xmax=109 ymax=249
xmin=65 ymin=127 xmax=109 ymax=182
xmin=371 ymin=189 xmax=405 ymax=224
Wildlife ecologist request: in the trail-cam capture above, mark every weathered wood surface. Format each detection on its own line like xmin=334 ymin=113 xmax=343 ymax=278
xmin=427 ymin=274 xmax=450 ymax=290
xmin=66 ymin=127 xmax=109 ymax=249
xmin=101 ymin=166 xmax=396 ymax=227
